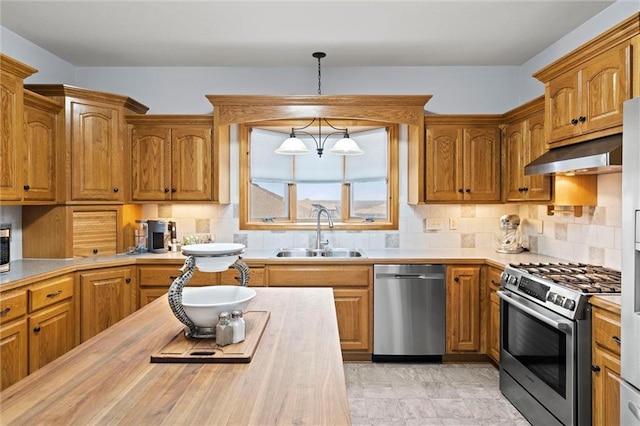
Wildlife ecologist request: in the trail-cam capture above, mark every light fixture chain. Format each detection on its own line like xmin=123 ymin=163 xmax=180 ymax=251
xmin=317 ymin=54 xmax=322 ymax=95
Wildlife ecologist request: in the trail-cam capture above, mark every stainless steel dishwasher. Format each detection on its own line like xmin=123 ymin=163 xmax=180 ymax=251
xmin=373 ymin=264 xmax=446 ymax=362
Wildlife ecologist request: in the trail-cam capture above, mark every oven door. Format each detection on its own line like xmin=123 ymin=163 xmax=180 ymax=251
xmin=498 ymin=289 xmax=576 ymax=426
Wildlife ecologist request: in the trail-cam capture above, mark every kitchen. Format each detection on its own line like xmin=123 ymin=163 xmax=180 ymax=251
xmin=1 ymin=1 xmax=640 ymax=425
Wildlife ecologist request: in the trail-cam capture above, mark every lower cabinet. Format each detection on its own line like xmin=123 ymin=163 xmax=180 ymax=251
xmin=79 ymin=267 xmax=137 ymax=342
xmin=0 ymin=273 xmax=76 ymax=390
xmin=266 ymin=264 xmax=372 ymax=357
xmin=485 ymin=265 xmax=503 ymax=363
xmin=446 ymin=265 xmax=481 ymax=353
xmin=591 ymin=300 xmax=622 ymax=426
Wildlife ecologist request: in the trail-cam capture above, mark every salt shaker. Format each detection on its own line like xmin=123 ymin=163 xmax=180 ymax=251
xmin=231 ymin=310 xmax=246 ymax=343
xmin=215 ymin=312 xmax=233 ymax=346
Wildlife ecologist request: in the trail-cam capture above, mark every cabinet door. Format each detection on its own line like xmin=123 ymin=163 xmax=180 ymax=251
xmin=0 ymin=72 xmax=23 ymax=201
xmin=333 ymin=288 xmax=370 ymax=352
xmin=592 ymin=346 xmax=621 ymax=426
xmin=23 ymin=101 xmax=58 ymax=202
xmin=28 ymin=300 xmax=74 ymax=373
xmin=464 ymin=127 xmax=501 ymax=201
xmin=171 ymin=126 xmax=212 ymax=201
xmin=139 ymin=288 xmax=168 ymax=308
xmin=523 ymin=112 xmax=551 ymax=201
xmin=72 ymin=209 xmax=118 ymax=257
xmin=70 ymin=101 xmax=123 ymax=201
xmin=504 ymin=122 xmax=525 ymax=201
xmin=80 ymin=267 xmax=136 ymax=342
xmin=582 ymin=43 xmax=631 ymax=134
xmin=446 ymin=266 xmax=481 ymax=353
xmin=131 ymin=126 xmax=172 ymax=201
xmin=488 ymin=291 xmax=501 ymax=363
xmin=0 ymin=319 xmax=28 ymax=390
xmin=546 ymin=70 xmax=581 ymax=144
xmin=426 ymin=126 xmax=463 ymax=201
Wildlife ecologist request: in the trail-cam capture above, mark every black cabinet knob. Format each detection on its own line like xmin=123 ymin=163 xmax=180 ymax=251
xmin=33 ymin=326 xmax=41 ymax=333
xmin=113 ymin=187 xmax=119 ymax=193
xmin=454 ymin=277 xmax=460 ymax=282
xmin=465 ymin=189 xmax=471 ymax=193
xmin=591 ymin=365 xmax=601 ymax=372
xmin=93 ymin=249 xmax=98 ymax=254
xmin=578 ymin=116 xmax=586 ymax=123
xmin=23 ymin=185 xmax=30 ymax=191
xmin=571 ymin=118 xmax=579 ymax=125
xmin=171 ymin=188 xmax=177 ymax=193
xmin=164 ymin=188 xmax=170 ymax=193
xmin=458 ymin=189 xmax=464 ymax=193
xmin=125 ymin=277 xmax=131 ymax=284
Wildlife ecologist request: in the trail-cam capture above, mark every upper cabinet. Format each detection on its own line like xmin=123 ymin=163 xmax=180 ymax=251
xmin=25 ymin=84 xmax=148 ymax=203
xmin=126 ymin=115 xmax=213 ymax=202
xmin=503 ymin=97 xmax=551 ymax=202
xmin=0 ymin=54 xmax=38 ymax=204
xmin=425 ymin=116 xmax=501 ymax=202
xmin=534 ymin=15 xmax=640 ymax=148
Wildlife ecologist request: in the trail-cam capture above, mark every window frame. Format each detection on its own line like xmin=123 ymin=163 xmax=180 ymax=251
xmin=239 ymin=120 xmax=399 ymax=231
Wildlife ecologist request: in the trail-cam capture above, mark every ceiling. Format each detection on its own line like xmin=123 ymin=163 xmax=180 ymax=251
xmin=0 ymin=1 xmax=616 ymax=67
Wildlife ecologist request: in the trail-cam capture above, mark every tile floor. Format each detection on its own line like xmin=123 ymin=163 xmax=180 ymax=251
xmin=344 ymin=362 xmax=530 ymax=425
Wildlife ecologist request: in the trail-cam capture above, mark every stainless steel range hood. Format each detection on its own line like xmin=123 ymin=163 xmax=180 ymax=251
xmin=524 ymin=134 xmax=622 ymax=176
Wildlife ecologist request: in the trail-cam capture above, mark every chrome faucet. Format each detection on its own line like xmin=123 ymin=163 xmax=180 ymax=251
xmin=313 ymin=204 xmax=334 ymax=251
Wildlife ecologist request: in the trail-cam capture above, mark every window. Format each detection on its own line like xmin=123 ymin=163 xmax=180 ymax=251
xmin=240 ymin=120 xmax=398 ymax=230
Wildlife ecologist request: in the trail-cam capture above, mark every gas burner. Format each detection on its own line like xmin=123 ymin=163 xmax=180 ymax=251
xmin=508 ymin=262 xmax=621 ymax=294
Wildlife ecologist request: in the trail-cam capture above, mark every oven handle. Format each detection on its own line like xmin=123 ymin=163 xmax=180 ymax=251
xmin=497 ymin=290 xmax=572 ymax=332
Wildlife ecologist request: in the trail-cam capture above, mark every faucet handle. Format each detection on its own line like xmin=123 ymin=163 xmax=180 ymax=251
xmin=319 ymin=239 xmax=329 ymax=248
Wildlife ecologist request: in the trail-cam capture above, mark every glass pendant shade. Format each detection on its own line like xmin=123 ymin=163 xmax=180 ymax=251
xmin=328 ymin=136 xmax=364 ymax=155
xmin=275 ymin=136 xmax=310 ymax=155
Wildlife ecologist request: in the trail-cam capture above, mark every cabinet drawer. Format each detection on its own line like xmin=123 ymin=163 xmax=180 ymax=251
xmin=267 ymin=265 xmax=371 ymax=287
xmin=0 ymin=291 xmax=27 ymax=323
xmin=593 ymin=306 xmax=621 ymax=355
xmin=485 ymin=266 xmax=502 ymax=292
xmin=139 ymin=266 xmax=219 ymax=287
xmin=29 ymin=275 xmax=74 ymax=312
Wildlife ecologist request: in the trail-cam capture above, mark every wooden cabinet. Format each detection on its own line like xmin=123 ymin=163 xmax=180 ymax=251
xmin=484 ymin=265 xmax=503 ymax=364
xmin=127 ymin=115 xmax=213 ymax=201
xmin=503 ymin=97 xmax=552 ymax=202
xmin=0 ymin=290 xmax=28 ymax=390
xmin=425 ymin=116 xmax=501 ymax=202
xmin=446 ymin=265 xmax=481 ymax=353
xmin=79 ymin=267 xmax=137 ymax=342
xmin=534 ymin=17 xmax=640 ymax=147
xmin=1 ymin=274 xmax=76 ymax=390
xmin=591 ymin=299 xmax=622 ymax=426
xmin=22 ymin=204 xmax=141 ymax=258
xmin=22 ymin=90 xmax=62 ymax=203
xmin=24 ymin=84 xmax=148 ymax=202
xmin=0 ymin=54 xmax=38 ymax=203
xmin=266 ymin=264 xmax=372 ymax=357
xmin=137 ymin=263 xmax=266 ymax=307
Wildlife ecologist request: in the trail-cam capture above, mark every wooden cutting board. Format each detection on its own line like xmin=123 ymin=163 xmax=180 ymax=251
xmin=150 ymin=311 xmax=270 ymax=363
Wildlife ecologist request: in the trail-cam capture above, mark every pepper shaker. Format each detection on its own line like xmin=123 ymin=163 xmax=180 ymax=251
xmin=215 ymin=312 xmax=233 ymax=346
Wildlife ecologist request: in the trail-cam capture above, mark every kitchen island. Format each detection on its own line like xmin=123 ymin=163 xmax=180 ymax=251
xmin=0 ymin=287 xmax=351 ymax=425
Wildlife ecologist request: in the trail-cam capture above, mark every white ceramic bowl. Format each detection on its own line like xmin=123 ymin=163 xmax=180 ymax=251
xmin=181 ymin=285 xmax=256 ymax=328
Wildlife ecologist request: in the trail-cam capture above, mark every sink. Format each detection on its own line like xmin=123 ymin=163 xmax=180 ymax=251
xmin=274 ymin=248 xmax=365 ymax=258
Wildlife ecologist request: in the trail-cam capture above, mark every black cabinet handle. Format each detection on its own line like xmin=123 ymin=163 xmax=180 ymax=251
xmin=113 ymin=187 xmax=119 ymax=193
xmin=164 ymin=188 xmax=170 ymax=193
xmin=33 ymin=326 xmax=41 ymax=333
xmin=578 ymin=116 xmax=586 ymax=123
xmin=0 ymin=307 xmax=11 ymax=316
xmin=93 ymin=249 xmax=98 ymax=254
xmin=23 ymin=185 xmax=30 ymax=191
xmin=591 ymin=365 xmax=601 ymax=372
xmin=169 ymin=276 xmax=178 ymax=280
xmin=46 ymin=290 xmax=62 ymax=299
xmin=612 ymin=336 xmax=621 ymax=345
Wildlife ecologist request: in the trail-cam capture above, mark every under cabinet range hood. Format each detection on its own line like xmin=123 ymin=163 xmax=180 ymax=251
xmin=524 ymin=134 xmax=622 ymax=176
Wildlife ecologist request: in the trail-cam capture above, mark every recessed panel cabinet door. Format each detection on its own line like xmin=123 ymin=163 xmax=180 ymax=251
xmin=546 ymin=70 xmax=581 ymax=143
xmin=464 ymin=127 xmax=500 ymax=201
xmin=524 ymin=112 xmax=551 ymax=201
xmin=446 ymin=265 xmax=480 ymax=353
xmin=333 ymin=288 xmax=370 ymax=352
xmin=131 ymin=127 xmax=172 ymax=201
xmin=426 ymin=127 xmax=463 ymax=201
xmin=80 ymin=267 xmax=136 ymax=342
xmin=504 ymin=122 xmax=525 ymax=201
xmin=28 ymin=301 xmax=74 ymax=373
xmin=0 ymin=319 xmax=28 ymax=390
xmin=23 ymin=104 xmax=57 ymax=201
xmin=70 ymin=102 xmax=123 ymax=201
xmin=171 ymin=127 xmax=212 ymax=201
xmin=0 ymin=72 xmax=22 ymax=201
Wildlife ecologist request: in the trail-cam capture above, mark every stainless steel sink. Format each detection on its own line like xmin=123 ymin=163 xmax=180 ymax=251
xmin=274 ymin=248 xmax=365 ymax=258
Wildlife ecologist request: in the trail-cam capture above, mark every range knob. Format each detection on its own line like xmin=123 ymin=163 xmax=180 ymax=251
xmin=555 ymin=296 xmax=566 ymax=306
xmin=547 ymin=292 xmax=559 ymax=304
xmin=508 ymin=275 xmax=518 ymax=286
xmin=563 ymin=299 xmax=576 ymax=311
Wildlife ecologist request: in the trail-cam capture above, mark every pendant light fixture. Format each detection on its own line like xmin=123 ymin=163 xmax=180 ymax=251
xmin=275 ymin=52 xmax=363 ymax=157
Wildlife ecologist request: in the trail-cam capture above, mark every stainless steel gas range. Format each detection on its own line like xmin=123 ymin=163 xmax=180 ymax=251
xmin=498 ymin=262 xmax=621 ymax=426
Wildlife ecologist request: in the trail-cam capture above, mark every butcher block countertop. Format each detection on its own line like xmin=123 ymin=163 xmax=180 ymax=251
xmin=0 ymin=288 xmax=351 ymax=426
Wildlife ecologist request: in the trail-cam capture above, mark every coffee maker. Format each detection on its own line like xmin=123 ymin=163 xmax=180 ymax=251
xmin=147 ymin=220 xmax=169 ymax=253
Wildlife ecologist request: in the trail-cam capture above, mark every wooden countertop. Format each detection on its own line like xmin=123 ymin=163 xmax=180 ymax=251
xmin=0 ymin=288 xmax=351 ymax=425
